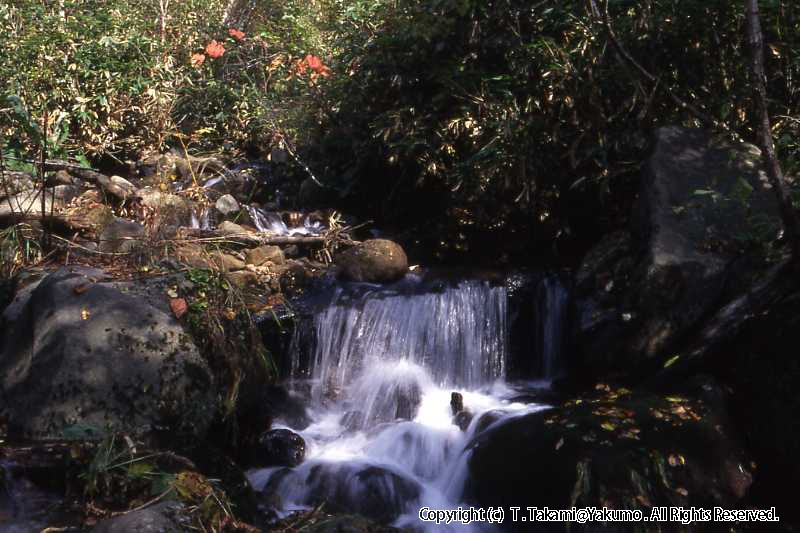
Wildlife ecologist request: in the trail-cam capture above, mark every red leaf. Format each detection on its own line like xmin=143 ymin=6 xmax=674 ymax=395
xmin=205 ymin=40 xmax=226 ymax=59
xmin=228 ymin=28 xmax=245 ymax=41
xmin=170 ymin=298 xmax=188 ymax=319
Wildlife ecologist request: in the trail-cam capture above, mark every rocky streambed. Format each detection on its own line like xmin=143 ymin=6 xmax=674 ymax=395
xmin=1 ymin=127 xmax=799 ymax=531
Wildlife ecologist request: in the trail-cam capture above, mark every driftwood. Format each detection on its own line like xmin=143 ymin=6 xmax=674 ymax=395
xmin=0 ymin=201 xmax=103 ymax=233
xmin=176 ymin=227 xmax=360 ymax=247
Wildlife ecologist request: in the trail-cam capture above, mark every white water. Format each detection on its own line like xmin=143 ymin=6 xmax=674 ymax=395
xmin=247 ymin=206 xmax=325 ymax=236
xmin=249 ymin=278 xmax=559 ymax=530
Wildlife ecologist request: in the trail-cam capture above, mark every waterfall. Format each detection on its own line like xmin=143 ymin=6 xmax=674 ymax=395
xmin=252 ymin=275 xmax=558 ymax=531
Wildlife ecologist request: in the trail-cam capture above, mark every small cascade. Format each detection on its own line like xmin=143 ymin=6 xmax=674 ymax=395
xmin=299 ymin=280 xmax=507 ymax=400
xmin=252 ymin=276 xmax=563 ymax=531
xmin=247 ymin=206 xmax=325 ymax=236
xmin=535 ymin=275 xmax=569 ymax=378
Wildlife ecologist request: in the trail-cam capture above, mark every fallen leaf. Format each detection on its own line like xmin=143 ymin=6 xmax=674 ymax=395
xmin=675 ymin=487 xmax=688 ymax=497
xmin=223 ymin=308 xmax=236 ymax=320
xmin=555 ymin=437 xmax=564 ymax=450
xmin=166 ymin=288 xmax=179 ymax=298
xmin=600 ymin=422 xmax=616 ymax=432
xmin=668 ymin=454 xmax=686 ymax=467
xmin=74 ymin=283 xmax=90 ymax=295
xmin=170 ymin=298 xmax=188 ymax=319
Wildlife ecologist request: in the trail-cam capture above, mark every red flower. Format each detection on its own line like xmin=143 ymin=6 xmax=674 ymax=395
xmin=205 ymin=40 xmax=225 ymax=59
xmin=228 ymin=28 xmax=246 ymax=41
xmin=190 ymin=53 xmax=206 ymax=68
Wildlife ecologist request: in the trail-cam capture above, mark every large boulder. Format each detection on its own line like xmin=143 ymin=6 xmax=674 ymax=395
xmin=0 ymin=267 xmax=218 ymax=440
xmin=465 ymin=379 xmax=753 ymax=532
xmin=575 ymin=127 xmax=779 ymax=374
xmin=336 ymin=239 xmax=408 ymax=283
xmin=264 ymin=462 xmax=421 ymax=524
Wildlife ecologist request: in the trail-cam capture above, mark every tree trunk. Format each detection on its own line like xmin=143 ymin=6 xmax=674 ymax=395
xmin=746 ymin=0 xmax=800 ymax=260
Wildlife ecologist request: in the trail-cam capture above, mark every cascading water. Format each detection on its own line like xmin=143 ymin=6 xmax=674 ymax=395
xmin=535 ymin=275 xmax=570 ymax=378
xmin=249 ymin=276 xmax=562 ymax=531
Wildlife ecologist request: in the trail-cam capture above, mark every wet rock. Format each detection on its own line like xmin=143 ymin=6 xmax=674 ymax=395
xmin=245 ymin=245 xmax=285 ymax=267
xmin=340 ymin=410 xmax=366 ymax=432
xmin=466 ymin=384 xmax=752 ymax=532
xmin=269 ymin=463 xmax=421 ymax=524
xmin=261 ymin=384 xmax=312 ymax=430
xmin=450 ymin=392 xmax=464 ymax=415
xmin=92 ymin=501 xmax=189 ymax=532
xmin=454 ymin=410 xmax=473 ymax=431
xmin=258 ymin=428 xmax=306 ymax=467
xmin=215 ymin=194 xmax=240 ymax=216
xmin=0 ymin=267 xmax=218 ymax=440
xmin=98 ymin=217 xmax=146 ymax=253
xmin=335 ymin=239 xmax=408 ymax=283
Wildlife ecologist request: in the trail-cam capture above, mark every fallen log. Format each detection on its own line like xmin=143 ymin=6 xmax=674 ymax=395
xmin=176 ymin=227 xmax=359 ymax=247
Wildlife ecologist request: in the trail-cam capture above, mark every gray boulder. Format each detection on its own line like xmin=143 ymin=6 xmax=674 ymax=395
xmin=214 ymin=194 xmax=240 ymax=217
xmin=0 ymin=267 xmax=218 ymax=440
xmin=92 ymin=501 xmax=188 ymax=532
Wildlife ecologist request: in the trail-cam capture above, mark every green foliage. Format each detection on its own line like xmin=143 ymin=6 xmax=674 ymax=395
xmin=296 ymin=0 xmax=800 ymax=259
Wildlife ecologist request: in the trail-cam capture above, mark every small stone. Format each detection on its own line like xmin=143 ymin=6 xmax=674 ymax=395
xmin=110 ymin=175 xmax=137 ymax=198
xmin=225 ymin=270 xmax=259 ymax=289
xmin=245 ymin=245 xmax=285 ymax=266
xmin=215 ymin=194 xmax=240 ymax=216
xmin=218 ymin=220 xmax=247 ymax=235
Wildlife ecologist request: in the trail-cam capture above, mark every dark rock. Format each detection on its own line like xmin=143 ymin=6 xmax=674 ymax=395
xmin=450 ymin=392 xmax=464 ymax=415
xmin=92 ymin=501 xmax=189 ymax=532
xmin=335 ymin=239 xmax=408 ymax=283
xmin=263 ymin=462 xmax=421 ymax=524
xmin=454 ymin=410 xmax=473 ymax=431
xmin=257 ymin=428 xmax=306 ymax=467
xmin=466 ymin=384 xmax=752 ymax=532
xmin=261 ymin=384 xmax=312 ymax=430
xmin=575 ymin=127 xmax=780 ymax=375
xmin=0 ymin=267 xmax=218 ymax=440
